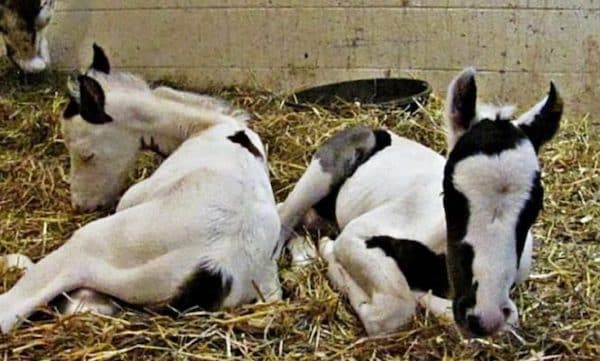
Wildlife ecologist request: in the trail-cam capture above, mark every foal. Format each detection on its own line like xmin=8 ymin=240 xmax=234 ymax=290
xmin=0 ymin=45 xmax=281 ymax=333
xmin=0 ymin=0 xmax=54 ymax=73
xmin=277 ymin=68 xmax=563 ymax=337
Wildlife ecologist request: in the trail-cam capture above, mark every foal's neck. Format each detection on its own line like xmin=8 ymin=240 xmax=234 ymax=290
xmin=125 ymin=93 xmax=241 ymax=156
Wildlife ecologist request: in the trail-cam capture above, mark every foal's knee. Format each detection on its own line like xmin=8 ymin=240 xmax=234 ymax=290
xmin=358 ymin=292 xmax=417 ymax=336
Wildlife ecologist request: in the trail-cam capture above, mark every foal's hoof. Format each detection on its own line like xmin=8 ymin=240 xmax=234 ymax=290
xmin=288 ymin=235 xmax=317 ymax=266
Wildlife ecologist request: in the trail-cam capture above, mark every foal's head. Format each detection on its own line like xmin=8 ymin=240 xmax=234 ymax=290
xmin=442 ymin=68 xmax=562 ymax=337
xmin=0 ymin=0 xmax=54 ymax=73
xmin=61 ymin=44 xmax=156 ymax=211
xmin=62 ymin=44 xmax=249 ymax=211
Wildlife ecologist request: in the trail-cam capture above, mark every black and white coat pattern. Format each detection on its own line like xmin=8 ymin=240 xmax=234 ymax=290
xmin=277 ymin=68 xmax=563 ymax=337
xmin=0 ymin=45 xmax=281 ymax=333
xmin=0 ymin=0 xmax=54 ymax=73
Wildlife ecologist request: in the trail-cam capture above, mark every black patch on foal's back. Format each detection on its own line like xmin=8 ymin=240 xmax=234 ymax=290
xmin=170 ymin=266 xmax=233 ymax=312
xmin=366 ymin=236 xmax=449 ymax=297
xmin=313 ymin=128 xmax=392 ymax=222
xmin=228 ymin=130 xmax=263 ymax=159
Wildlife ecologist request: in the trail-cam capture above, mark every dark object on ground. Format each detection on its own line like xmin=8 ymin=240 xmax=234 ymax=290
xmin=287 ymin=78 xmax=432 ymax=112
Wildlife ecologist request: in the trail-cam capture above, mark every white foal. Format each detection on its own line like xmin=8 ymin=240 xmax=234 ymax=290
xmin=0 ymin=45 xmax=281 ymax=333
xmin=277 ymin=68 xmax=563 ymax=337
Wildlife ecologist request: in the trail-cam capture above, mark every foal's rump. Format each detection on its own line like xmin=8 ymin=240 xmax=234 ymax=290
xmin=335 ymin=137 xmax=446 ymax=228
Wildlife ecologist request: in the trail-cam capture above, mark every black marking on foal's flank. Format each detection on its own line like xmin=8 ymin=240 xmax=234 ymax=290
xmin=91 ymin=43 xmax=111 ymax=74
xmin=366 ymin=236 xmax=449 ymax=297
xmin=227 ymin=131 xmax=263 ymax=159
xmin=313 ymin=127 xmax=392 ymax=222
xmin=515 ymin=172 xmax=543 ymax=267
xmin=63 ymin=96 xmax=80 ymax=119
xmin=170 ymin=266 xmax=233 ymax=312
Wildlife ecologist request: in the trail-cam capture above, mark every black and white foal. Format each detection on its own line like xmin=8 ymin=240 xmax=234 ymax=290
xmin=0 ymin=45 xmax=281 ymax=333
xmin=277 ymin=68 xmax=563 ymax=337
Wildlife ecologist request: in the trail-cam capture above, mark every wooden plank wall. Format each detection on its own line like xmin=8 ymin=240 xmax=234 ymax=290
xmin=43 ymin=0 xmax=600 ymax=116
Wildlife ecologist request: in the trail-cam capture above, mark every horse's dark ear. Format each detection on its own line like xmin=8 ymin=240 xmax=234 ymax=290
xmin=515 ymin=82 xmax=563 ymax=152
xmin=12 ymin=0 xmax=42 ymax=29
xmin=78 ymin=75 xmax=112 ymax=124
xmin=91 ymin=43 xmax=110 ymax=74
xmin=63 ymin=95 xmax=80 ymax=119
xmin=445 ymin=67 xmax=478 ymax=150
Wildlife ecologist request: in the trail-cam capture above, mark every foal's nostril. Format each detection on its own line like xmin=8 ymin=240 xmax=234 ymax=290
xmin=502 ymin=307 xmax=512 ymax=320
xmin=466 ymin=315 xmax=487 ymax=337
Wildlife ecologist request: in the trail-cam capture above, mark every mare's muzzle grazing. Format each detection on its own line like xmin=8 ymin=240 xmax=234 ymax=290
xmin=0 ymin=0 xmax=54 ymax=73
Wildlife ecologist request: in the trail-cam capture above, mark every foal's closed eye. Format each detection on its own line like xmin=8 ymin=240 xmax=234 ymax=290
xmin=79 ymin=153 xmax=95 ymax=163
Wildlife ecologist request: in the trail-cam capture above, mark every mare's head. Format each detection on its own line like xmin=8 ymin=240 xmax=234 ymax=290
xmin=0 ymin=0 xmax=54 ymax=73
xmin=442 ymin=68 xmax=563 ymax=337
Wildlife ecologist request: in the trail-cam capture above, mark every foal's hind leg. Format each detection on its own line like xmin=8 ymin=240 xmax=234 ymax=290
xmin=320 ymin=232 xmax=417 ymax=336
xmin=276 ymin=126 xmax=384 ymax=259
xmin=0 ymin=254 xmax=117 ymax=317
xmin=0 ymin=243 xmax=90 ymax=332
xmin=0 ymin=200 xmax=185 ymax=332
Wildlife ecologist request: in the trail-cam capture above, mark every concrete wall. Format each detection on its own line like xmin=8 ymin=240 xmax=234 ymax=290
xmin=46 ymin=1 xmax=599 ymax=116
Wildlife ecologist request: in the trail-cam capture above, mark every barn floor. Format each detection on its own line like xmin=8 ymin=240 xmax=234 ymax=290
xmin=0 ymin=61 xmax=598 ymax=360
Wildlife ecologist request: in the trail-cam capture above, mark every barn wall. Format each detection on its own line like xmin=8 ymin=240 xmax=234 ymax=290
xmin=47 ymin=0 xmax=599 ymax=116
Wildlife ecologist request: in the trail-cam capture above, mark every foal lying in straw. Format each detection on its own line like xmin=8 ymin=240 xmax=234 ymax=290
xmin=277 ymin=68 xmax=563 ymax=337
xmin=0 ymin=45 xmax=281 ymax=333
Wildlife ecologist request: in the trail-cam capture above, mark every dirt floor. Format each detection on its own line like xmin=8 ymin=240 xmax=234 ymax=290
xmin=0 ymin=61 xmax=598 ymax=360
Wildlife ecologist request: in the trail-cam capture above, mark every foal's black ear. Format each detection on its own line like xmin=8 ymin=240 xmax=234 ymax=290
xmin=515 ymin=82 xmax=563 ymax=152
xmin=445 ymin=67 xmax=478 ymax=150
xmin=62 ymin=95 xmax=80 ymax=119
xmin=78 ymin=75 xmax=112 ymax=124
xmin=91 ymin=43 xmax=111 ymax=74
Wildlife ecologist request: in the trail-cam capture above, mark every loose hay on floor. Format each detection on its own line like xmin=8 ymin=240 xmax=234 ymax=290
xmin=0 ymin=63 xmax=598 ymax=360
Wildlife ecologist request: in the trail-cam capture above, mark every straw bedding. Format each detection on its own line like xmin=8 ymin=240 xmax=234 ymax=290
xmin=0 ymin=62 xmax=598 ymax=360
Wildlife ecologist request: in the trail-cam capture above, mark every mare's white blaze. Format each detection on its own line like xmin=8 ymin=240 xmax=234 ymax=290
xmin=452 ymin=140 xmax=539 ymax=324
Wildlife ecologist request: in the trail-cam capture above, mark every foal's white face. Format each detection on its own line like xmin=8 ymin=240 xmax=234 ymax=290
xmin=443 ymin=68 xmax=562 ymax=337
xmin=62 ymin=110 xmax=139 ymax=212
xmin=0 ymin=0 xmax=54 ymax=73
xmin=61 ymin=45 xmax=150 ymax=211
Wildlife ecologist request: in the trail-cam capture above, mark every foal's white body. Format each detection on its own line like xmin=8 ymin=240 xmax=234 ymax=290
xmin=280 ymin=133 xmax=470 ymax=335
xmin=316 ymin=135 xmax=533 ymax=335
xmin=278 ymin=69 xmax=560 ymax=337
xmin=0 ymin=62 xmax=281 ymax=333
